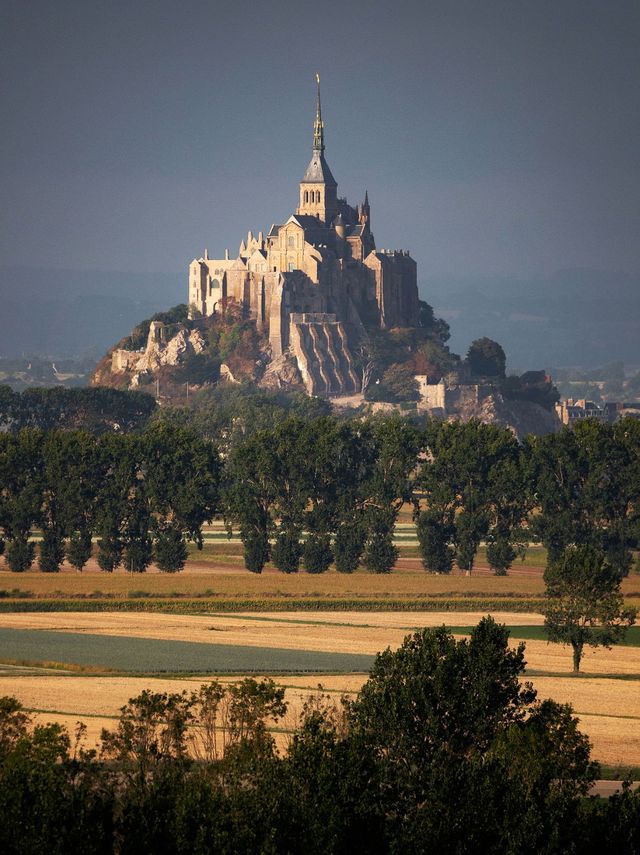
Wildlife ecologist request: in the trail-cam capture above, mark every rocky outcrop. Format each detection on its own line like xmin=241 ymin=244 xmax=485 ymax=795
xmin=258 ymin=351 xmax=305 ymax=392
xmin=106 ymin=324 xmax=209 ymax=389
xmin=447 ymin=389 xmax=561 ymax=438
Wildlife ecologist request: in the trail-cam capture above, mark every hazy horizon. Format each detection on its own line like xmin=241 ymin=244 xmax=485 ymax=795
xmin=2 ymin=0 xmax=639 ymax=367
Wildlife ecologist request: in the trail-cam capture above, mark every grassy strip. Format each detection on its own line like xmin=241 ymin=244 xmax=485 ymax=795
xmin=599 ymin=765 xmax=640 ymax=781
xmin=0 ymin=597 xmax=548 ymax=614
xmin=525 ymin=669 xmax=640 ymax=680
xmin=444 ymin=625 xmax=640 ymax=647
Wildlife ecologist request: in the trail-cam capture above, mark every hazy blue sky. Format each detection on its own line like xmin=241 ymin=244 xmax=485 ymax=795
xmin=2 ymin=0 xmax=639 ymax=280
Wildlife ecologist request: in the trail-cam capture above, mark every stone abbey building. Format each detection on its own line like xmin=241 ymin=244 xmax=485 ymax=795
xmin=188 ymin=78 xmax=419 ymax=395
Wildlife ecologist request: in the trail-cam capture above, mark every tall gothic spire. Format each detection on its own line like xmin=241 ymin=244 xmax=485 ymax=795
xmin=313 ymin=73 xmax=325 ymax=152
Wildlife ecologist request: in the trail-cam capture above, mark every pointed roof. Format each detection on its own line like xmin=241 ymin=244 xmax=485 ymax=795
xmin=301 ymin=74 xmax=337 ymax=186
xmin=302 ymin=151 xmax=336 ymax=184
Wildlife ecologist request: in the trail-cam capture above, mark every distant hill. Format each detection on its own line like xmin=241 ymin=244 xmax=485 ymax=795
xmin=425 ymin=269 xmax=640 ymax=370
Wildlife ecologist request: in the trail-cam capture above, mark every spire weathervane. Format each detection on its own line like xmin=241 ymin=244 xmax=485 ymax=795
xmin=313 ymin=73 xmax=324 ymax=152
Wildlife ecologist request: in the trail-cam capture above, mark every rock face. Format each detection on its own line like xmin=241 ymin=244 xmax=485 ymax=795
xmin=258 ymin=351 xmax=305 ymax=392
xmin=447 ymin=389 xmax=560 ymax=438
xmin=105 ymin=322 xmax=209 ymax=389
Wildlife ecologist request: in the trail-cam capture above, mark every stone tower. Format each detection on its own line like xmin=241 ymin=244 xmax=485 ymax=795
xmin=296 ymin=74 xmax=338 ymax=224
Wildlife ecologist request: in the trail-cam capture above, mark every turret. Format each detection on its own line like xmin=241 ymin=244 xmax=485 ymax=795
xmin=360 ymin=190 xmax=371 ymax=229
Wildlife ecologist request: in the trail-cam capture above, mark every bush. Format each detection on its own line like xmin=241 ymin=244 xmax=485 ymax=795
xmin=303 ymin=534 xmax=332 ymax=574
xmin=333 ymin=523 xmax=365 ymax=574
xmin=272 ymin=530 xmax=303 ymax=574
xmin=6 ymin=537 xmax=35 ymax=572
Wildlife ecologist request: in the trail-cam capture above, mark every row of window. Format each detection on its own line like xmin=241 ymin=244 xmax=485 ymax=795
xmin=303 ymin=190 xmax=321 ymax=204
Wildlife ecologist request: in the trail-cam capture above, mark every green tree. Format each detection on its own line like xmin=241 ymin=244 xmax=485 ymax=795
xmin=271 ymin=530 xmax=303 ymax=574
xmin=303 ymin=534 xmax=333 ymax=574
xmin=416 ymin=508 xmax=455 ymax=574
xmin=361 ymin=415 xmax=420 ymax=574
xmin=153 ymin=523 xmax=188 ymax=573
xmin=417 ymin=420 xmax=527 ymax=575
xmin=333 ymin=521 xmax=366 ymax=573
xmin=529 ymin=418 xmax=640 ymax=576
xmin=465 ymin=337 xmax=507 ymax=378
xmin=223 ymin=428 xmax=277 ymax=573
xmin=143 ymin=421 xmax=220 ymax=570
xmin=372 ymin=364 xmax=419 ymax=403
xmin=0 ymin=430 xmax=43 ymax=572
xmin=343 ymin=618 xmax=596 ymax=852
xmin=543 ymin=545 xmax=636 ymax=672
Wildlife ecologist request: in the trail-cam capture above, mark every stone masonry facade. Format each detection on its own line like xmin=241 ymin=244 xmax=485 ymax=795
xmin=187 ymin=78 xmax=419 ymax=396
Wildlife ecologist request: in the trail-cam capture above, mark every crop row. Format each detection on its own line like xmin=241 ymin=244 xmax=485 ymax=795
xmin=0 ymin=596 xmax=548 ymax=614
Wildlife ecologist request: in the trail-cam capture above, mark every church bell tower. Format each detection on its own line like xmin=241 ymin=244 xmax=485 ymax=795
xmin=297 ymin=75 xmax=338 ymax=224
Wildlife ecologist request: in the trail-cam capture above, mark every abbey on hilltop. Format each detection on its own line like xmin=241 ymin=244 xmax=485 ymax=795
xmin=188 ymin=77 xmax=419 ymax=395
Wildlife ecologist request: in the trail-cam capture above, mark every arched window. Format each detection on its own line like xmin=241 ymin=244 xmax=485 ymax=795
xmin=288 ymin=235 xmax=296 ymax=248
xmin=304 ymin=190 xmax=308 ymax=203
xmin=317 ymin=191 xmax=321 ymax=203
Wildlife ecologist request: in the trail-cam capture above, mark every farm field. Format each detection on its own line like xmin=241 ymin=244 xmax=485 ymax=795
xmin=1 ymin=610 xmax=640 ymax=767
xmin=0 ymin=566 xmax=550 ymax=598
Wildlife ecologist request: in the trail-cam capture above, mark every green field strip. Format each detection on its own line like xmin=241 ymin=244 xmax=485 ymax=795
xmin=0 ymin=628 xmax=375 ymax=674
xmin=572 ymin=711 xmax=640 ymax=721
xmin=524 ymin=670 xmax=640 ymax=680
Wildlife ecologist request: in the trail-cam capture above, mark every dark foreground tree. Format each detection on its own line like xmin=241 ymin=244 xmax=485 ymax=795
xmin=343 ymin=617 xmax=597 ymax=852
xmin=543 ymin=545 xmax=636 ymax=672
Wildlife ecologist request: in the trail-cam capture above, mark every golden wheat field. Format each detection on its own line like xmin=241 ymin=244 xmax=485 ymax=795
xmin=0 ymin=566 xmax=550 ymax=597
xmin=1 ymin=609 xmax=639 ymax=766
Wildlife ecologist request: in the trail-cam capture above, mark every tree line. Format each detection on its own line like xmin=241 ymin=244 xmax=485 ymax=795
xmin=1 ymin=414 xmax=639 ymax=581
xmin=0 ymin=423 xmax=218 ymax=573
xmin=2 ymin=618 xmax=639 ymax=854
xmin=0 ymin=386 xmax=157 ymax=434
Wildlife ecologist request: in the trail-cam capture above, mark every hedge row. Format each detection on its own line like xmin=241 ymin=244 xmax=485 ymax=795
xmin=0 ymin=596 xmax=548 ymax=614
